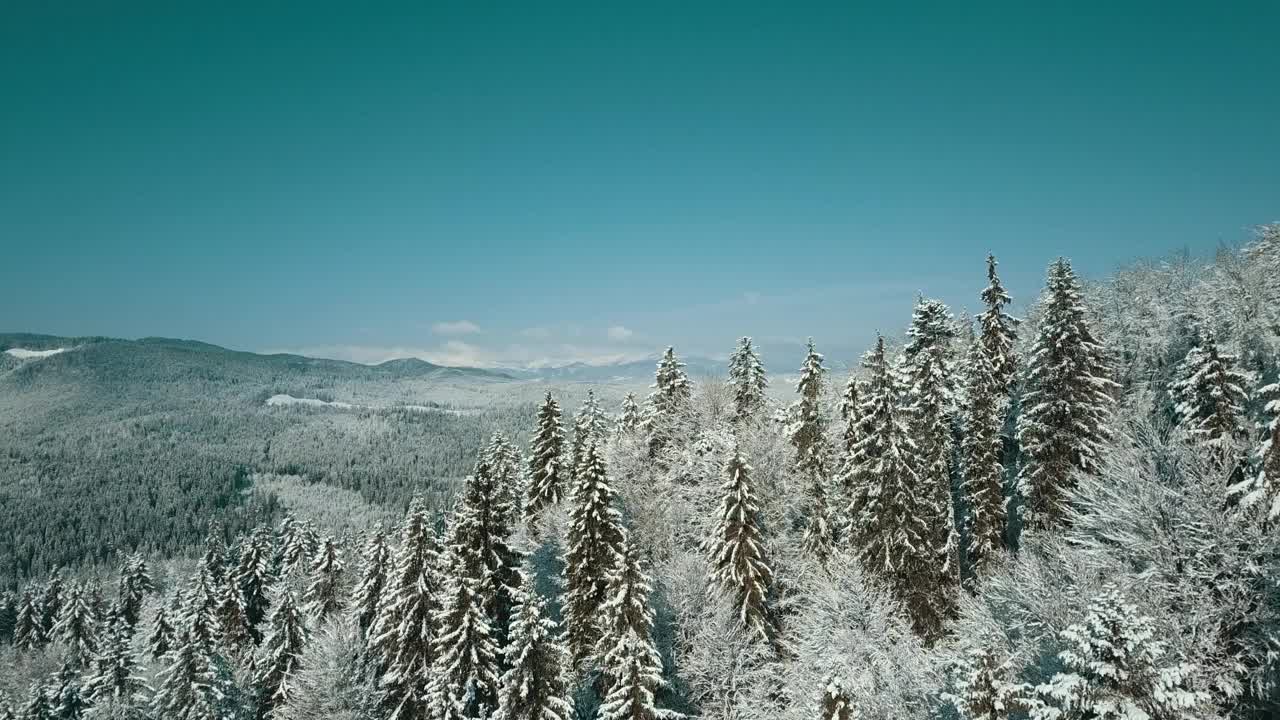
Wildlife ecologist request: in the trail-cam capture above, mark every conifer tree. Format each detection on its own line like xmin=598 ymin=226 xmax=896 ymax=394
xmin=202 ymin=521 xmax=227 ymax=586
xmin=350 ymin=526 xmax=391 ymax=635
xmin=214 ymin=572 xmax=253 ymax=653
xmin=1169 ymin=329 xmax=1251 ymax=450
xmin=486 ymin=431 xmax=525 ymax=521
xmin=0 ymin=691 xmax=12 ymax=720
xmin=39 ymin=571 xmax=64 ymax=640
xmin=960 ymin=340 xmax=1007 ymax=583
xmin=494 ymin=571 xmax=573 ymax=720
xmin=148 ymin=604 xmax=176 ymax=660
xmin=838 ymin=376 xmax=861 ymax=456
xmin=51 ymin=662 xmax=88 ymax=720
xmin=596 ymin=541 xmax=667 ymax=720
xmin=563 ymin=440 xmax=627 ymax=666
xmin=616 ymin=392 xmax=643 ymax=436
xmin=279 ymin=519 xmax=319 ymax=577
xmin=429 ymin=550 xmax=501 ymax=720
xmin=819 ymin=676 xmax=854 ymax=720
xmin=646 ymin=346 xmax=693 ymax=456
xmin=706 ymin=446 xmax=775 ymax=642
xmin=525 ymin=393 xmax=569 ymax=524
xmin=789 ymin=339 xmax=829 ymax=476
xmin=369 ymin=499 xmax=441 ymax=719
xmin=800 ymin=472 xmax=837 ymax=567
xmin=571 ymin=390 xmax=610 ymax=476
xmin=303 ymin=535 xmax=345 ymax=622
xmin=0 ymin=591 xmax=14 ymax=645
xmin=184 ymin=569 xmax=220 ymax=650
xmin=977 ymin=254 xmax=1019 ymax=398
xmin=53 ymin=583 xmax=99 ymax=667
xmin=728 ymin=336 xmax=768 ymax=422
xmin=19 ymin=685 xmax=51 ymax=720
xmin=115 ymin=553 xmax=153 ymax=632
xmin=256 ymin=588 xmax=307 ymax=719
xmin=83 ymin=617 xmax=148 ymax=703
xmin=14 ymin=589 xmax=43 ymax=650
xmin=150 ymin=631 xmax=219 ymax=720
xmin=1232 ymin=378 xmax=1280 ymax=522
xmin=1016 ymin=259 xmax=1117 ymax=531
xmin=236 ymin=526 xmax=276 ymax=641
xmin=454 ymin=447 xmax=525 ymax=653
xmin=945 ymin=648 xmax=1026 ymax=720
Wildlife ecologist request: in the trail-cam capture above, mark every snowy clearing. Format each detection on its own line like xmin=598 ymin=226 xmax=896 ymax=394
xmin=5 ymin=347 xmax=67 ymax=359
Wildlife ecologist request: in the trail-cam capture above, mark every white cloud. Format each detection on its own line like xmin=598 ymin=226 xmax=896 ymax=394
xmin=606 ymin=325 xmax=634 ymax=341
xmin=264 ymin=341 xmax=652 ymax=370
xmin=431 ymin=320 xmax=481 ymax=336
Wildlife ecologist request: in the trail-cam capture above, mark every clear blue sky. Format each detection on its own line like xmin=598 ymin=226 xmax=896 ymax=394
xmin=2 ymin=1 xmax=1277 ymax=368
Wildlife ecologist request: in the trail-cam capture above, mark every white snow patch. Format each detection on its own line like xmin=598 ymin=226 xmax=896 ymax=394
xmin=266 ymin=394 xmax=355 ymax=410
xmin=5 ymin=347 xmax=67 ymax=359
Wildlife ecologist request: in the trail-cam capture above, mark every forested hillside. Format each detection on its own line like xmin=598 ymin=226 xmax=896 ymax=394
xmin=1 ymin=224 xmax=1279 ymax=719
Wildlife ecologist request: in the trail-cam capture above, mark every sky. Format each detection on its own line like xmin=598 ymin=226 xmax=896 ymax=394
xmin=2 ymin=1 xmax=1277 ymax=369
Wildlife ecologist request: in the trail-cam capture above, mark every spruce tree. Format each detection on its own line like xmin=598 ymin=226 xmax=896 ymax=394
xmin=369 ymin=499 xmax=441 ymax=719
xmin=1016 ymin=258 xmax=1116 ymax=531
xmin=115 ymin=553 xmax=153 ymax=632
xmin=525 ymin=392 xmax=569 ymax=524
xmin=960 ymin=340 xmax=1007 ymax=583
xmin=236 ymin=526 xmax=276 ymax=641
xmin=494 ymin=571 xmax=573 ymax=720
xmin=52 ymin=583 xmax=99 ymax=667
xmin=39 ymin=571 xmax=64 ymax=641
xmin=202 ymin=520 xmax=228 ymax=586
xmin=453 ymin=447 xmax=525 ymax=653
xmin=800 ymin=472 xmax=837 ymax=567
xmin=19 ymin=685 xmax=51 ymax=720
xmin=278 ymin=519 xmax=319 ymax=577
xmin=183 ymin=569 xmax=220 ymax=650
xmin=596 ymin=541 xmax=667 ymax=720
xmin=645 ymin=346 xmax=693 ymax=456
xmin=0 ymin=691 xmax=12 ymax=720
xmin=147 ymin=604 xmax=176 ymax=660
xmin=255 ymin=588 xmax=307 ymax=719
xmin=150 ymin=631 xmax=220 ymax=720
xmin=789 ymin=339 xmax=829 ymax=475
xmin=838 ymin=375 xmax=861 ymax=456
xmin=1169 ymin=329 xmax=1251 ymax=451
xmin=0 ymin=591 xmax=14 ymax=645
xmin=727 ymin=336 xmax=768 ymax=422
xmin=83 ymin=617 xmax=148 ymax=703
xmin=563 ymin=439 xmax=627 ymax=667
xmin=429 ymin=549 xmax=501 ymax=720
xmin=486 ymin=431 xmax=525 ymax=522
xmin=350 ymin=526 xmax=391 ymax=635
xmin=616 ymin=392 xmax=643 ymax=436
xmin=819 ymin=676 xmax=854 ymax=720
xmin=977 ymin=254 xmax=1019 ymax=397
xmin=946 ymin=647 xmax=1025 ymax=720
xmin=706 ymin=446 xmax=775 ymax=642
xmin=14 ymin=589 xmax=43 ymax=650
xmin=214 ymin=572 xmax=253 ymax=653
xmin=303 ymin=535 xmax=346 ymax=622
xmin=1232 ymin=378 xmax=1280 ymax=522
xmin=51 ymin=662 xmax=88 ymax=720
xmin=571 ymin=390 xmax=610 ymax=478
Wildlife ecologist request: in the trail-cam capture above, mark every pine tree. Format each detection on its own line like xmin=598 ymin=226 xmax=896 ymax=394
xmin=563 ymin=439 xmax=627 ymax=666
xmin=39 ymin=571 xmax=64 ymax=641
xmin=236 ymin=525 xmax=276 ymax=641
xmin=486 ymin=431 xmax=525 ymax=522
xmin=14 ymin=589 xmax=43 ymax=650
xmin=571 ymin=390 xmax=610 ymax=477
xmin=303 ymin=535 xmax=346 ymax=622
xmin=616 ymin=392 xmax=643 ymax=436
xmin=369 ymin=499 xmax=441 ymax=719
xmin=706 ymin=446 xmax=775 ymax=642
xmin=52 ymin=583 xmax=99 ymax=667
xmin=279 ymin=519 xmax=319 ymax=577
xmin=1232 ymin=378 xmax=1280 ymax=522
xmin=183 ymin=569 xmax=220 ymax=650
xmin=114 ymin=553 xmax=153 ymax=632
xmin=1169 ymin=329 xmax=1251 ymax=451
xmin=819 ymin=676 xmax=854 ymax=720
xmin=454 ymin=447 xmax=525 ymax=653
xmin=150 ymin=631 xmax=220 ymax=720
xmin=1016 ymin=259 xmax=1117 ymax=531
xmin=202 ymin=521 xmax=227 ymax=586
xmin=977 ymin=254 xmax=1019 ymax=398
xmin=0 ymin=591 xmax=15 ymax=645
xmin=728 ymin=336 xmax=768 ymax=422
xmin=19 ymin=685 xmax=51 ymax=720
xmin=788 ymin=339 xmax=829 ymax=473
xmin=350 ymin=526 xmax=391 ymax=635
xmin=844 ymin=337 xmax=935 ymax=638
xmin=51 ymin=662 xmax=89 ymax=720
xmin=525 ymin=392 xmax=569 ymax=524
xmin=946 ymin=648 xmax=1026 ymax=720
xmin=214 ymin=572 xmax=253 ymax=653
xmin=960 ymin=340 xmax=1007 ymax=584
xmin=596 ymin=541 xmax=667 ymax=720
xmin=256 ymin=588 xmax=307 ymax=719
xmin=646 ymin=346 xmax=693 ymax=456
xmin=800 ymin=472 xmax=837 ymax=567
xmin=838 ymin=375 xmax=861 ymax=456
xmin=1030 ymin=585 xmax=1208 ymax=720
xmin=429 ymin=552 xmax=501 ymax=720
xmin=147 ymin=604 xmax=176 ymax=660
xmin=83 ymin=617 xmax=148 ymax=703
xmin=494 ymin=571 xmax=573 ymax=720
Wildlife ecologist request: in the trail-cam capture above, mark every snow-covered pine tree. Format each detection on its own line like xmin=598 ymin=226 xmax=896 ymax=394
xmin=0 ymin=591 xmax=14 ymax=645
xmin=214 ymin=570 xmax=253 ymax=653
xmin=115 ymin=553 xmax=152 ymax=632
xmin=39 ymin=571 xmax=64 ymax=641
xmin=1169 ymin=329 xmax=1251 ymax=451
xmin=728 ymin=336 xmax=768 ymax=422
xmin=350 ymin=526 xmax=391 ymax=635
xmin=1016 ymin=258 xmax=1117 ymax=531
xmin=368 ymin=499 xmax=441 ymax=719
xmin=494 ymin=570 xmax=573 ymax=720
xmin=525 ymin=392 xmax=569 ymax=525
xmin=83 ymin=616 xmax=148 ymax=703
xmin=789 ymin=339 xmax=829 ymax=476
xmin=19 ymin=685 xmax=51 ymax=720
xmin=705 ymin=445 xmax=775 ymax=642
xmin=800 ymin=471 xmax=837 ymax=567
xmin=202 ymin=520 xmax=228 ymax=586
xmin=236 ymin=525 xmax=276 ymax=641
xmin=616 ymin=392 xmax=643 ymax=437
xmin=1031 ymin=585 xmax=1209 ymax=720
xmin=646 ymin=346 xmax=693 ymax=456
xmin=945 ymin=648 xmax=1027 ymax=720
xmin=1232 ymin=378 xmax=1280 ymax=523
xmin=596 ymin=541 xmax=668 ymax=720
xmin=147 ymin=603 xmax=176 ymax=660
xmin=255 ymin=588 xmax=307 ymax=718
xmin=978 ymin=255 xmax=1019 ymax=398
xmin=563 ymin=439 xmax=627 ymax=667
xmin=279 ymin=519 xmax=319 ymax=577
xmin=303 ymin=535 xmax=346 ymax=622
xmin=184 ymin=568 xmax=220 ymax=650
xmin=571 ymin=390 xmax=610 ymax=477
xmin=838 ymin=375 xmax=861 ymax=456
xmin=485 ymin=431 xmax=525 ymax=521
xmin=960 ymin=335 xmax=1007 ymax=584
xmin=14 ymin=589 xmax=43 ymax=650
xmin=902 ymin=298 xmax=961 ymax=635
xmin=844 ymin=336 xmax=936 ymax=639
xmin=429 ymin=530 xmax=501 ymax=720
xmin=52 ymin=582 xmax=99 ymax=667
xmin=0 ymin=691 xmax=12 ymax=720
xmin=819 ymin=676 xmax=854 ymax=720
xmin=151 ymin=630 xmax=222 ymax=720
xmin=51 ymin=661 xmax=89 ymax=720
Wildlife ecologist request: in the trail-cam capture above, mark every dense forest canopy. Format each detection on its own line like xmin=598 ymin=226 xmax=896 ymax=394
xmin=1 ymin=223 xmax=1279 ymax=720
